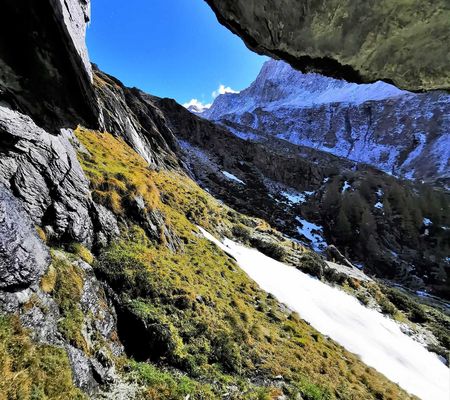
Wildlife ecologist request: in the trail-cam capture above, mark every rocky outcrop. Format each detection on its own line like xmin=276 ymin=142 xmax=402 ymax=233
xmin=204 ymin=0 xmax=450 ymax=91
xmin=0 ymin=187 xmax=50 ymax=291
xmin=0 ymin=105 xmax=94 ymax=245
xmin=0 ymin=0 xmax=98 ymax=130
xmin=18 ymin=251 xmax=126 ymax=395
xmin=203 ymin=60 xmax=450 ymax=184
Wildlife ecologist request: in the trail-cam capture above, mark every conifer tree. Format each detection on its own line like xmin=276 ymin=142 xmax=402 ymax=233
xmin=334 ymin=208 xmax=352 ymax=243
xmin=360 ymin=207 xmax=377 ymax=243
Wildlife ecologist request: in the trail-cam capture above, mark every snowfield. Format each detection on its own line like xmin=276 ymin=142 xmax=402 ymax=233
xmin=199 ymin=227 xmax=450 ymax=400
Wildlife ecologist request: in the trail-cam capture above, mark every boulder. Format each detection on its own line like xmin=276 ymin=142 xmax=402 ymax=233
xmin=326 ymin=245 xmax=355 ymax=269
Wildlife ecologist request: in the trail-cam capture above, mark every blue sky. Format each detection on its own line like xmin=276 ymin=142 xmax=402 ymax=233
xmin=87 ymin=0 xmax=267 ymax=108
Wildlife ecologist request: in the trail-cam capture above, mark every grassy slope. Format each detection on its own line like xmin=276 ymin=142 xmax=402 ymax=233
xmin=72 ymin=127 xmax=414 ymax=400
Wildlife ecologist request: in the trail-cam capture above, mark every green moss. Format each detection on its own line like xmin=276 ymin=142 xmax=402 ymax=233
xmin=0 ymin=315 xmax=86 ymax=400
xmin=130 ymin=361 xmax=215 ymax=400
xmin=69 ymin=243 xmax=94 ymax=265
xmin=52 ymin=255 xmax=88 ymax=353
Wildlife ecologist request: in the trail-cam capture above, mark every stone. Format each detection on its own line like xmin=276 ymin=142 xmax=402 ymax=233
xmin=326 ymin=245 xmax=355 ymax=269
xmin=93 ymin=204 xmax=120 ymax=248
xmin=0 ymin=186 xmax=50 ymax=290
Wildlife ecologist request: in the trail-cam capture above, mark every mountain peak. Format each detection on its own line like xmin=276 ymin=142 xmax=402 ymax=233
xmin=204 ymin=59 xmax=409 ymax=120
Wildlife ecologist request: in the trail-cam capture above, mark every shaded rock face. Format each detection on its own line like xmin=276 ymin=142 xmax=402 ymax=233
xmin=0 ymin=0 xmax=98 ymax=131
xmin=204 ymin=60 xmax=450 ymax=184
xmin=94 ymin=68 xmax=180 ymax=169
xmin=204 ymin=0 xmax=450 ymax=91
xmin=0 ymin=187 xmax=50 ymax=290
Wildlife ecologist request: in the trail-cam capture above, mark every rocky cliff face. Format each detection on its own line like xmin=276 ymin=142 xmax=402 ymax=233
xmin=203 ymin=59 xmax=450 ymax=185
xmin=205 ymin=0 xmax=450 ymax=91
xmin=0 ymin=0 xmax=98 ymax=130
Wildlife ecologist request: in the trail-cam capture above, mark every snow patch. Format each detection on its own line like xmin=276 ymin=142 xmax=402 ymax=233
xmin=295 ymin=217 xmax=327 ymax=252
xmin=281 ymin=190 xmax=315 ymax=204
xmin=199 ymin=228 xmax=450 ymax=400
xmin=374 ymin=202 xmax=384 ymax=210
xmin=341 ymin=181 xmax=352 ymax=193
xmin=222 ymin=171 xmax=245 ymax=185
xmin=423 ymin=218 xmax=432 ymax=226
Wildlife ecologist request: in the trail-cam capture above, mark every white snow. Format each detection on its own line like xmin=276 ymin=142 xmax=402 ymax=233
xmin=374 ymin=202 xmax=384 ymax=210
xmin=390 ymin=250 xmax=399 ymax=258
xmin=295 ymin=217 xmax=327 ymax=252
xmin=400 ymin=133 xmax=427 ymax=169
xmin=199 ymin=227 xmax=450 ymax=400
xmin=423 ymin=218 xmax=433 ymax=226
xmin=281 ymin=190 xmax=315 ymax=204
xmin=222 ymin=170 xmax=245 ymax=185
xmin=341 ymin=181 xmax=352 ymax=193
xmin=431 ymin=133 xmax=450 ymax=174
xmin=205 ymin=60 xmax=408 ymax=120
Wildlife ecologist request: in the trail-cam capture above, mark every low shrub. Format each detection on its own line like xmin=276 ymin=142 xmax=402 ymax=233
xmin=250 ymin=238 xmax=287 ymax=261
xmin=232 ymin=224 xmax=252 ymax=242
xmin=297 ymin=252 xmax=326 ymax=279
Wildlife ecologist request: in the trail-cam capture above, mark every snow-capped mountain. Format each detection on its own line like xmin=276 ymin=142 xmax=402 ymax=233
xmin=184 ymin=99 xmax=211 ymax=114
xmin=202 ymin=59 xmax=450 ymax=184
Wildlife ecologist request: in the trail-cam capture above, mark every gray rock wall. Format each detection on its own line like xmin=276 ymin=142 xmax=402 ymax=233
xmin=0 ymin=0 xmax=98 ymax=130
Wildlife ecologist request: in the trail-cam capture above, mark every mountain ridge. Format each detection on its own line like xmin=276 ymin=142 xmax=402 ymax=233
xmin=202 ymin=59 xmax=450 ymax=185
